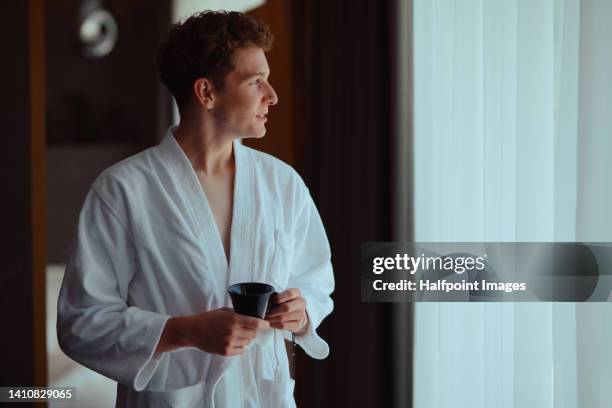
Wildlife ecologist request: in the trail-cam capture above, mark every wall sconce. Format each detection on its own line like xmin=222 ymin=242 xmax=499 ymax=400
xmin=77 ymin=0 xmax=118 ymax=58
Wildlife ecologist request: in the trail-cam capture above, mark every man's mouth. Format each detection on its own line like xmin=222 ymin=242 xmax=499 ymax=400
xmin=256 ymin=114 xmax=267 ymax=120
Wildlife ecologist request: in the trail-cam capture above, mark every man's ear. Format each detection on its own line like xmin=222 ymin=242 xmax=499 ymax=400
xmin=193 ymin=78 xmax=215 ymax=110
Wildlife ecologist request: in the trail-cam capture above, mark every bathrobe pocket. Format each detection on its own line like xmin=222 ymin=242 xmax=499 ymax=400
xmin=258 ymin=377 xmax=296 ymax=407
xmin=282 ymin=378 xmax=297 ymax=406
xmin=119 ymin=381 xmax=205 ymax=408
xmin=269 ymin=230 xmax=296 ymax=291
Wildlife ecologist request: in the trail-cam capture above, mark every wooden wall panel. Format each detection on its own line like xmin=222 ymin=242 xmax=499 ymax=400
xmin=0 ymin=0 xmax=47 ymax=387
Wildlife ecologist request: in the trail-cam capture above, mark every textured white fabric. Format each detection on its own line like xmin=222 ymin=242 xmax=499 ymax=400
xmin=412 ymin=1 xmax=602 ymax=407
xmin=57 ymin=126 xmax=334 ymax=407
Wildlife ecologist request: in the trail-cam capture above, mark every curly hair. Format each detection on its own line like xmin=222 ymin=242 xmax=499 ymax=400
xmin=157 ymin=10 xmax=274 ymax=111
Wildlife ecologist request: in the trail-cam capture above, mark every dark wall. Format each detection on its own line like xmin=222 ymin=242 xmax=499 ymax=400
xmin=46 ymin=0 xmax=172 ymax=262
xmin=47 ymin=145 xmax=143 ymax=261
xmin=46 ymin=0 xmax=170 ymax=144
xmin=292 ymin=0 xmax=396 ymax=407
xmin=0 ymin=0 xmax=36 ymax=387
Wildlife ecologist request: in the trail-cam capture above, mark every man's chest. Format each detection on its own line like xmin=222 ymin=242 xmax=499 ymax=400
xmin=196 ymin=173 xmax=234 ymax=252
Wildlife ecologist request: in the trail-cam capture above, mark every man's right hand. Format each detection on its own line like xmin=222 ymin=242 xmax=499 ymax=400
xmin=189 ymin=307 xmax=269 ymax=356
xmin=155 ymin=308 xmax=269 ymax=357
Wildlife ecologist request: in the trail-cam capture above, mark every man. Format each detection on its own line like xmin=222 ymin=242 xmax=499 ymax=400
xmin=57 ymin=10 xmax=334 ymax=407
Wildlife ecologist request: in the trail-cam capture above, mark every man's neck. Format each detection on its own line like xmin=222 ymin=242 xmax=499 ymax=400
xmin=174 ymin=115 xmax=236 ymax=175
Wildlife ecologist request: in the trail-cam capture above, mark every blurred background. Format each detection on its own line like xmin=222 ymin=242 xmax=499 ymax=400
xmin=3 ymin=0 xmax=612 ymax=407
xmin=3 ymin=0 xmax=401 ymax=406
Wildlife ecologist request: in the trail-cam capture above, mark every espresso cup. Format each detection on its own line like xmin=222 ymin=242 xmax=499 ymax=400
xmin=227 ymin=282 xmax=277 ymax=319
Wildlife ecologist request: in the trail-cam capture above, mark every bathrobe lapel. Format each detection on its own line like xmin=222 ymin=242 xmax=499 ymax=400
xmin=162 ymin=134 xmax=256 ymax=297
xmin=161 ymin=133 xmax=258 ymax=405
xmin=227 ymin=140 xmax=255 ymax=288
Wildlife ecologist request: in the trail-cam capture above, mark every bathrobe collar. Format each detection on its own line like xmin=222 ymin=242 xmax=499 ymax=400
xmin=157 ymin=125 xmax=255 ymax=295
xmin=156 ymin=125 xmax=256 ymax=404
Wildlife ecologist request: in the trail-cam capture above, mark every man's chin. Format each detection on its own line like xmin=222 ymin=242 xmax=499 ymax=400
xmin=237 ymin=125 xmax=267 ymax=139
xmin=243 ymin=130 xmax=267 ymax=139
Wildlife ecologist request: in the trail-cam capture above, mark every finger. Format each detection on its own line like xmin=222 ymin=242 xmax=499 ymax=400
xmin=266 ymin=302 xmax=291 ymax=318
xmin=266 ymin=310 xmax=303 ymax=322
xmin=237 ymin=315 xmax=270 ymax=330
xmin=236 ymin=326 xmax=257 ymax=340
xmin=228 ymin=345 xmax=245 ymax=356
xmin=231 ymin=322 xmax=261 ymax=339
xmin=232 ymin=337 xmax=251 ymax=347
xmin=267 ymin=298 xmax=305 ymax=318
xmin=269 ymin=319 xmax=302 ymax=331
xmin=220 ymin=307 xmax=234 ymax=312
xmin=275 ymin=288 xmax=301 ymax=304
xmin=222 ymin=343 xmax=244 ymax=356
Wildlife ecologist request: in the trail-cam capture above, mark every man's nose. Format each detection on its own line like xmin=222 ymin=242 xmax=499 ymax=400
xmin=266 ymin=83 xmax=278 ymax=106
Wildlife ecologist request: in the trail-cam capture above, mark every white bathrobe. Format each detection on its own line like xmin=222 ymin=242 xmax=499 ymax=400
xmin=57 ymin=126 xmax=334 ymax=407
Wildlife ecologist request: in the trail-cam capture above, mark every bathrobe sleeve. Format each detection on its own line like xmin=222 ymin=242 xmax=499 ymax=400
xmin=285 ymin=185 xmax=335 ymax=359
xmin=57 ymin=186 xmax=169 ymax=391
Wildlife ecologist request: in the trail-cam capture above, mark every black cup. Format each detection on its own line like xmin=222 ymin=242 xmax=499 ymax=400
xmin=227 ymin=282 xmax=277 ymax=319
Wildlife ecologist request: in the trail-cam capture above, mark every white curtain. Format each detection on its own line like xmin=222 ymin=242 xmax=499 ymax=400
xmin=412 ymin=0 xmax=612 ymax=407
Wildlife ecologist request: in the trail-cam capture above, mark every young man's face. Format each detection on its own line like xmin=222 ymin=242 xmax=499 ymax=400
xmin=213 ymin=45 xmax=278 ymax=139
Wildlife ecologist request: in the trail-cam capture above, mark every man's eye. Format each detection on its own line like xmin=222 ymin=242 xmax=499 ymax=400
xmin=252 ymin=79 xmax=261 ymax=86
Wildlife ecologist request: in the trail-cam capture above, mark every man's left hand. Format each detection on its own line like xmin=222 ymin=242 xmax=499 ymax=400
xmin=265 ymin=288 xmax=308 ymax=335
